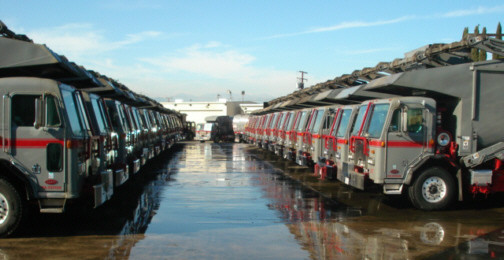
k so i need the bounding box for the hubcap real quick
[421,176,447,203]
[0,193,9,225]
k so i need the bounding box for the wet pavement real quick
[1,142,504,259]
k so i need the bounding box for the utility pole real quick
[227,90,232,101]
[298,71,307,90]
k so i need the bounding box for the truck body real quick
[0,77,112,235]
[275,111,295,157]
[213,116,235,143]
[268,112,284,152]
[195,123,214,142]
[0,21,183,236]
[293,108,312,165]
[232,114,249,143]
[300,106,336,170]
[342,59,504,210]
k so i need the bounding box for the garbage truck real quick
[345,54,504,210]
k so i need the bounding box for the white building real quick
[161,99,263,124]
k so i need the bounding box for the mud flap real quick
[93,170,113,208]
[349,172,365,190]
[130,159,140,175]
[93,184,106,208]
[114,167,129,187]
[326,165,336,181]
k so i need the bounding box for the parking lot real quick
[1,142,503,259]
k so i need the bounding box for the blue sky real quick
[2,1,504,102]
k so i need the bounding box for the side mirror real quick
[34,97,43,129]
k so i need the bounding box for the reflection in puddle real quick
[0,143,503,259]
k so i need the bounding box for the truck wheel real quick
[408,167,456,211]
[0,179,25,236]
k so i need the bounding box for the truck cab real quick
[268,112,284,152]
[301,106,336,169]
[294,109,311,165]
[0,77,115,235]
[275,111,294,157]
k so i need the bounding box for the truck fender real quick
[0,160,34,200]
[404,155,432,185]
[404,155,458,186]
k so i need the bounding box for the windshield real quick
[268,114,277,128]
[351,105,368,136]
[260,115,268,128]
[115,104,130,132]
[61,89,86,137]
[204,123,213,131]
[286,112,296,130]
[90,97,107,135]
[196,123,205,131]
[278,113,290,130]
[365,104,390,138]
[296,111,309,132]
[335,109,352,137]
[75,92,91,132]
[311,109,325,134]
[276,114,285,129]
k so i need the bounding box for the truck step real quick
[40,208,64,213]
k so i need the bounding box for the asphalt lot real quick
[1,141,503,259]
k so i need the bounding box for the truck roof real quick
[364,59,504,101]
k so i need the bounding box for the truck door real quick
[385,106,427,179]
[10,94,65,192]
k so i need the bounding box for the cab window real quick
[12,95,39,127]
[407,108,424,134]
[46,95,61,127]
[389,109,400,132]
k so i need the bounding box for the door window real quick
[12,95,39,127]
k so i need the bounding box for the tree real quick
[462,27,469,39]
[471,25,480,62]
[479,27,487,61]
[493,22,502,60]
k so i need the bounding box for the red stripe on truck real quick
[3,138,65,148]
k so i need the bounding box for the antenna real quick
[297,71,308,90]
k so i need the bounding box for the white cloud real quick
[138,43,298,99]
[309,16,414,33]
[26,23,162,60]
[441,5,504,18]
[141,45,256,78]
[263,4,504,40]
[263,16,415,39]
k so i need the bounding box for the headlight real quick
[367,158,375,165]
[437,132,451,147]
[336,152,341,159]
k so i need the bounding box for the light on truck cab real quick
[437,132,451,146]
[367,157,375,165]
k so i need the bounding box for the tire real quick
[0,179,25,237]
[408,167,456,211]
